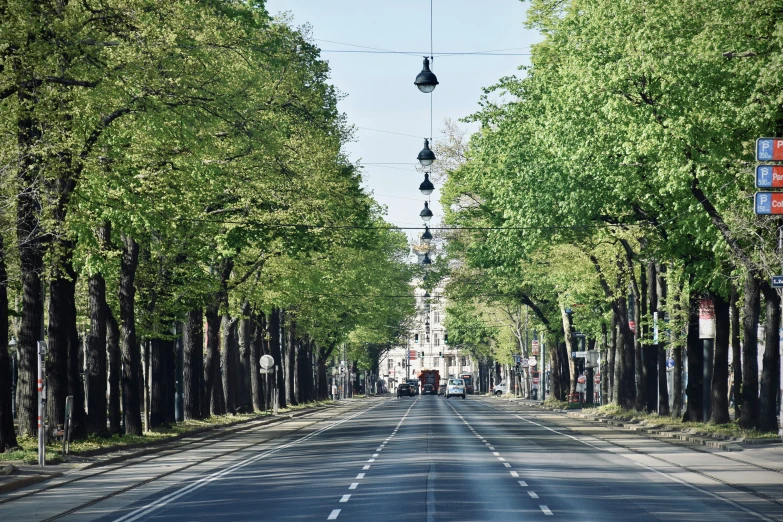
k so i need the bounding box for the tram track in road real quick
[475,398,783,519]
[1,399,385,522]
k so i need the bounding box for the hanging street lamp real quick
[420,201,433,222]
[421,225,433,246]
[417,138,436,167]
[419,172,434,195]
[421,251,433,268]
[414,56,439,93]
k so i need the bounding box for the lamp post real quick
[417,139,436,167]
[419,173,435,195]
[420,202,433,222]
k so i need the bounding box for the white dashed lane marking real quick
[510,471,519,477]
[528,491,539,499]
[356,473,365,479]
[328,509,340,520]
[541,505,553,516]
[349,483,358,490]
[518,480,528,487]
[340,495,351,503]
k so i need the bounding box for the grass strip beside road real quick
[1,400,336,464]
[582,404,779,440]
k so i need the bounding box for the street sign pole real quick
[37,341,47,468]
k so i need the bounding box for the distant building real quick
[380,282,475,391]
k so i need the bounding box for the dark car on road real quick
[422,383,435,395]
[397,383,414,397]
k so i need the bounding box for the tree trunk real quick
[238,303,252,413]
[270,307,286,409]
[183,309,204,420]
[759,282,781,432]
[86,268,107,435]
[600,322,609,404]
[205,306,225,416]
[739,276,761,429]
[286,316,298,406]
[66,265,86,439]
[609,312,617,403]
[710,292,730,424]
[119,233,143,436]
[250,312,264,412]
[644,261,657,413]
[730,285,742,420]
[107,307,121,433]
[149,338,166,429]
[549,337,563,401]
[617,296,635,409]
[16,96,45,438]
[164,337,176,425]
[221,315,237,414]
[685,292,703,422]
[47,272,71,435]
[0,234,18,451]
[656,263,670,416]
[86,223,111,435]
[634,276,646,411]
[560,308,577,395]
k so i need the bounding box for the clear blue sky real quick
[264,0,542,240]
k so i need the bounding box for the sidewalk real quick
[0,398,374,496]
[490,396,781,452]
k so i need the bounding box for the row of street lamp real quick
[413,55,438,268]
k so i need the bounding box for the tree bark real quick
[617,296,635,409]
[656,263,670,416]
[549,337,563,401]
[759,282,780,432]
[183,309,204,420]
[0,234,18,451]
[739,276,761,429]
[270,307,286,409]
[221,315,237,414]
[119,233,142,435]
[205,307,225,416]
[86,222,111,435]
[710,292,730,424]
[609,312,617,403]
[238,302,252,413]
[47,270,71,435]
[600,322,609,404]
[149,338,166,429]
[250,311,264,412]
[560,308,578,395]
[107,307,121,433]
[685,292,703,422]
[644,261,657,413]
[730,285,742,420]
[16,92,45,438]
[286,316,298,406]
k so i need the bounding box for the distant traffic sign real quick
[666,357,675,370]
[528,358,537,367]
[754,192,783,214]
[571,351,587,358]
[773,276,783,288]
[756,165,783,188]
[260,355,274,370]
[757,138,783,161]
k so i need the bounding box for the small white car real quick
[492,380,508,396]
[445,378,466,399]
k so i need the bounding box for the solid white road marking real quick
[528,491,539,499]
[510,471,519,477]
[362,465,370,470]
[518,480,528,487]
[340,494,351,503]
[349,483,358,490]
[328,509,341,519]
[540,505,553,515]
[356,473,365,479]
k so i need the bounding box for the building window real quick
[434,312,440,324]
[435,334,440,346]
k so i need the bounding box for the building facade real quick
[380,284,475,392]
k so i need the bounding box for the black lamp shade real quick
[422,252,433,266]
[414,57,439,93]
[420,201,433,222]
[419,173,435,195]
[421,225,433,245]
[417,138,436,167]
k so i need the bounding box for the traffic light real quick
[414,333,419,343]
[444,333,449,344]
[419,351,424,360]
[439,351,442,358]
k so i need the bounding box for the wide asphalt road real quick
[3,395,782,521]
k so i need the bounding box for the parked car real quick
[422,383,435,395]
[493,380,508,396]
[397,383,414,397]
[445,378,466,399]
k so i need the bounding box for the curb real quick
[0,472,63,495]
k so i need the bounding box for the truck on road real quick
[418,369,440,395]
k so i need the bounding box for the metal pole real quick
[175,326,184,423]
[541,335,546,402]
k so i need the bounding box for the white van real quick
[492,380,508,396]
